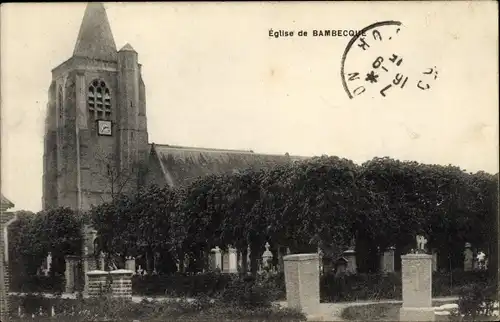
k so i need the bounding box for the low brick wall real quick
[87,269,133,299]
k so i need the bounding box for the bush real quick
[321,272,402,302]
[9,274,65,294]
[433,270,491,297]
[133,272,238,297]
[257,272,286,301]
[131,270,490,303]
[456,282,497,320]
[218,275,273,308]
[8,293,306,321]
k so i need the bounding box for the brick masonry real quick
[87,269,134,299]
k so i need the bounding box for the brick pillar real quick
[110,270,134,299]
[87,270,108,297]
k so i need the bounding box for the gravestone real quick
[210,246,222,270]
[262,242,273,269]
[464,243,473,272]
[283,254,321,320]
[432,250,438,272]
[382,246,395,273]
[343,249,357,274]
[222,251,230,273]
[399,253,435,321]
[125,257,136,272]
[228,247,238,273]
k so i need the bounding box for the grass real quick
[8,295,306,322]
[341,300,457,321]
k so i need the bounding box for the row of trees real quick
[8,156,498,279]
[88,156,498,276]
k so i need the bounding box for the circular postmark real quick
[340,20,439,99]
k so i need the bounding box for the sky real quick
[1,2,498,212]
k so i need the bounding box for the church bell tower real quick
[42,3,149,210]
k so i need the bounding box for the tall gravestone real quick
[210,246,222,270]
[381,246,395,273]
[399,253,435,321]
[228,247,238,273]
[343,249,357,274]
[464,243,473,272]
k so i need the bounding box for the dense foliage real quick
[8,156,498,286]
[88,156,497,275]
[8,208,83,292]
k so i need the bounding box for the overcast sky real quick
[1,2,498,212]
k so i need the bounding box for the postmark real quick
[340,21,439,99]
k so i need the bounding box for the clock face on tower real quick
[97,120,112,136]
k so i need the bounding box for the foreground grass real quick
[9,295,306,322]
[341,301,457,321]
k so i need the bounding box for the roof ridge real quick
[150,143,310,158]
[152,143,254,154]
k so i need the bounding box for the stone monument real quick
[399,238,434,321]
[210,246,222,270]
[283,253,321,320]
[381,246,396,273]
[463,243,473,272]
[262,242,273,269]
[228,247,238,273]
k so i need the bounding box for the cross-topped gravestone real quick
[416,235,427,252]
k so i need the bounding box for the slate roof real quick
[150,143,308,187]
[73,3,118,61]
[0,194,14,209]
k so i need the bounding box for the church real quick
[42,3,305,211]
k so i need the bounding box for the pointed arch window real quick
[88,80,111,120]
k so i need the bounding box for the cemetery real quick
[3,156,498,321]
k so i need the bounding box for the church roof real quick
[150,144,308,187]
[73,3,118,61]
[1,194,14,209]
[119,43,136,52]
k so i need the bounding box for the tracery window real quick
[88,80,111,120]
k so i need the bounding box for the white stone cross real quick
[416,235,427,251]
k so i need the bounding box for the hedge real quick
[129,270,490,302]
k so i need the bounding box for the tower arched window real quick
[88,80,111,120]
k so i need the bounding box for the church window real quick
[88,80,111,120]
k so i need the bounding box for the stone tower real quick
[42,3,149,211]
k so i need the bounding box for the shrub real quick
[256,271,286,301]
[9,274,65,294]
[433,270,491,297]
[8,293,305,321]
[218,275,273,308]
[132,272,237,297]
[456,282,497,320]
[320,272,402,302]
